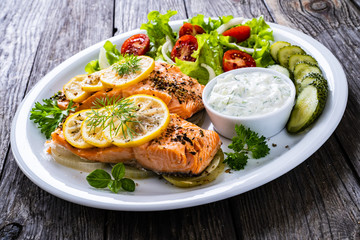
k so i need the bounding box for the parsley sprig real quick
[85,95,139,139]
[30,92,75,138]
[112,54,141,76]
[86,163,135,192]
[224,125,270,170]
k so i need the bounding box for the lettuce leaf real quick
[140,10,177,59]
[188,14,233,33]
[103,41,122,65]
[239,16,274,67]
[175,31,232,85]
[85,60,100,74]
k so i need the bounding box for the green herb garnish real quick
[112,55,141,77]
[86,163,136,192]
[85,59,101,74]
[224,125,270,170]
[85,95,138,139]
[30,94,75,138]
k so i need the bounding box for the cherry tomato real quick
[222,26,251,43]
[179,23,205,37]
[222,50,256,71]
[171,35,198,62]
[121,34,150,55]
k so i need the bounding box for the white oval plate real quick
[11,20,347,211]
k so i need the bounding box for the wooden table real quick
[1,0,359,239]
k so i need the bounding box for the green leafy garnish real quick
[224,125,270,170]
[188,14,233,33]
[86,163,136,193]
[85,95,138,139]
[103,41,123,65]
[85,60,101,74]
[112,55,141,76]
[140,10,177,59]
[30,94,75,139]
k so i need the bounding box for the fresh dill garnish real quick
[112,54,141,76]
[224,125,270,170]
[85,95,139,139]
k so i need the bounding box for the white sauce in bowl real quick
[208,72,292,117]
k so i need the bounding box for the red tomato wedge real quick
[222,26,251,43]
[171,35,198,62]
[121,34,150,55]
[179,23,206,37]
[222,50,256,71]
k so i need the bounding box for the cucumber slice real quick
[299,73,328,92]
[277,46,305,68]
[270,41,291,62]
[288,54,318,72]
[287,82,328,133]
[294,62,322,84]
[267,64,290,78]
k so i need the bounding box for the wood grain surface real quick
[1,0,359,239]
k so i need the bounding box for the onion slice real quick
[216,17,245,34]
[99,47,111,69]
[161,36,175,64]
[49,143,108,172]
[201,63,216,81]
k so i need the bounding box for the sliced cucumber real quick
[270,41,291,62]
[287,82,328,133]
[266,64,290,78]
[277,46,305,68]
[294,62,322,84]
[288,54,318,72]
[162,149,225,188]
[299,73,328,92]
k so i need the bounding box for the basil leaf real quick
[111,163,125,180]
[108,180,122,193]
[86,169,111,188]
[121,178,136,192]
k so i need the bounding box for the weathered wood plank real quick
[265,0,360,176]
[184,0,273,21]
[230,136,360,239]
[114,0,188,34]
[0,0,113,238]
[0,0,52,175]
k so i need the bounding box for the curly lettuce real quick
[140,10,177,59]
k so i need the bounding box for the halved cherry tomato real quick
[121,34,150,55]
[179,23,206,37]
[171,35,198,62]
[222,50,256,71]
[222,26,251,43]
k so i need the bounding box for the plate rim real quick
[10,19,348,211]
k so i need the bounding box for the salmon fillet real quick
[50,114,221,175]
[58,62,204,119]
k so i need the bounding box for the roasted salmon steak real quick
[50,114,221,175]
[58,62,204,119]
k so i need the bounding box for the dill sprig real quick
[112,55,141,76]
[85,95,139,139]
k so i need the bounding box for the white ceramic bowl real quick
[203,67,296,139]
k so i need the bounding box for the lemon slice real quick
[103,94,170,147]
[63,75,91,102]
[100,55,155,89]
[81,109,112,148]
[63,110,94,149]
[81,73,106,92]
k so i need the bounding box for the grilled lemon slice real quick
[63,109,94,149]
[63,75,91,102]
[100,55,155,89]
[81,108,112,148]
[81,73,106,92]
[103,94,170,147]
